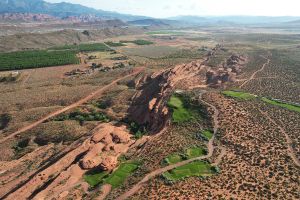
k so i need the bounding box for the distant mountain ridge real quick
[169,15,300,25]
[0,0,146,21]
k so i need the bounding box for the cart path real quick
[240,54,271,88]
[0,68,144,144]
[115,92,220,200]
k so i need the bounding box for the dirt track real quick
[0,67,143,144]
[240,55,271,88]
[115,91,220,200]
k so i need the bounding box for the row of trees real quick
[0,50,79,71]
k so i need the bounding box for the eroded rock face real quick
[128,60,207,133]
[206,54,247,87]
[99,156,118,171]
[80,123,134,170]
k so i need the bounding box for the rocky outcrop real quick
[80,123,134,170]
[4,123,135,200]
[128,60,207,133]
[206,54,247,87]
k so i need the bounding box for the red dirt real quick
[116,92,222,200]
[0,67,144,144]
[240,55,271,88]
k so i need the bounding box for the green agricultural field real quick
[186,147,207,159]
[162,161,216,182]
[222,90,256,100]
[84,169,109,187]
[104,162,139,188]
[0,50,79,71]
[49,43,112,52]
[201,130,213,140]
[121,40,154,45]
[261,98,300,113]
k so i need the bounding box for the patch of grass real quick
[222,90,256,100]
[261,97,300,113]
[165,154,183,165]
[104,41,126,47]
[201,130,213,140]
[84,168,109,188]
[120,40,154,45]
[223,91,300,113]
[164,147,207,165]
[167,94,194,123]
[104,162,139,189]
[186,147,207,159]
[162,161,216,182]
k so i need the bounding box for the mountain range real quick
[0,0,146,21]
[1,0,300,25]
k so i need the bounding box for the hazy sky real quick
[46,0,300,18]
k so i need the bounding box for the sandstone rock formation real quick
[80,123,135,170]
[128,60,208,133]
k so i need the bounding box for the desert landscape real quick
[0,0,299,199]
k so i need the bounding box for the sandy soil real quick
[115,91,222,200]
[0,67,144,144]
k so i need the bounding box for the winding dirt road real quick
[240,55,270,88]
[115,91,220,200]
[0,68,143,144]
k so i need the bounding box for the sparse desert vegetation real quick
[0,12,299,200]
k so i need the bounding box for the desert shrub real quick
[127,121,147,139]
[0,113,11,130]
[53,109,110,124]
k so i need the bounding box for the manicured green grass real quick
[223,90,300,113]
[162,161,216,181]
[0,50,79,71]
[104,162,139,188]
[261,98,300,113]
[164,147,207,165]
[167,95,194,123]
[201,130,213,140]
[186,147,207,159]
[222,91,256,100]
[84,169,109,187]
[165,154,183,164]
